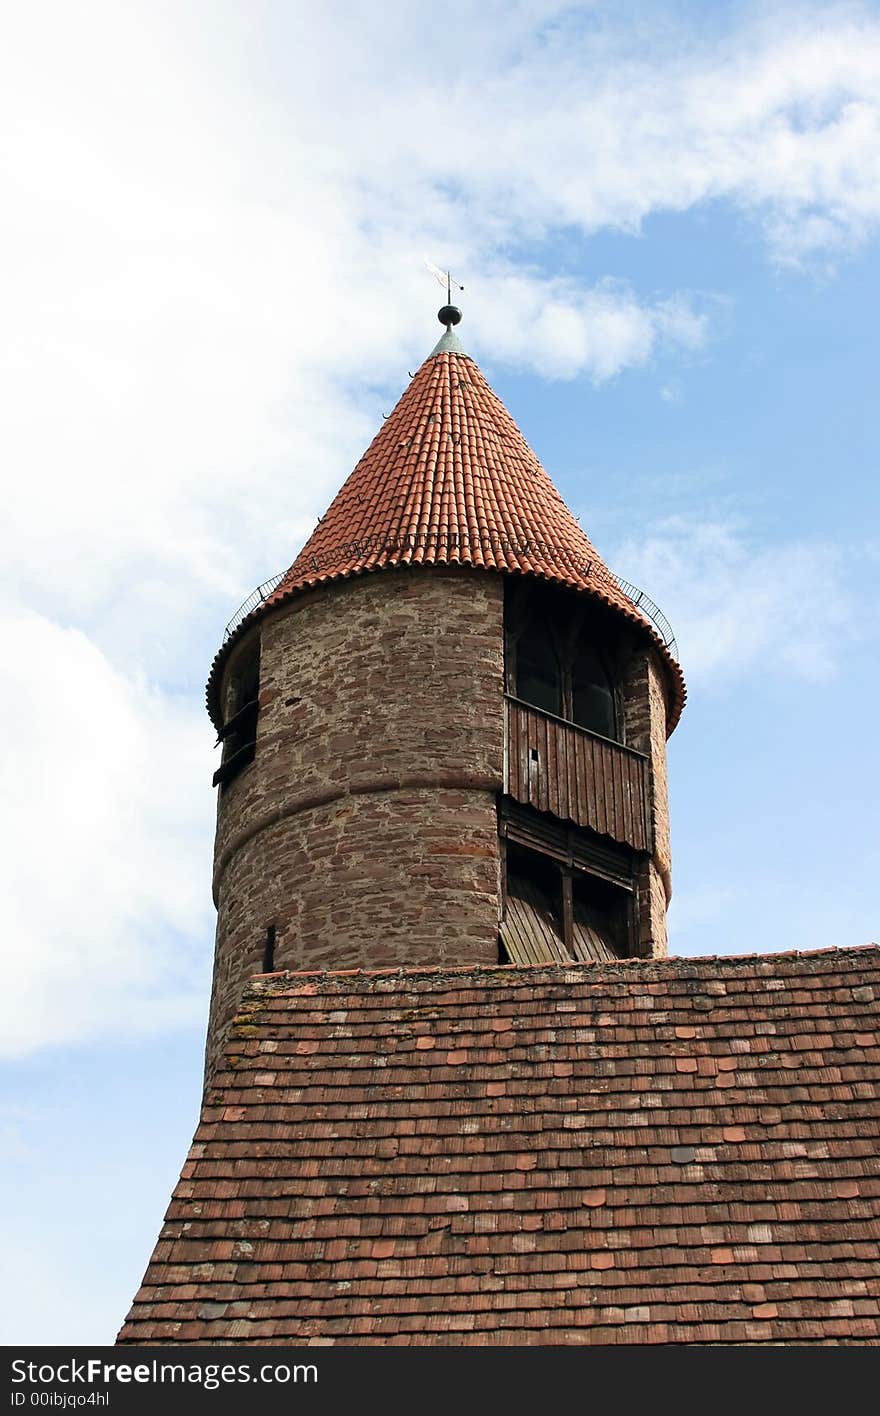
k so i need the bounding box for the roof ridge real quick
[241,942,880,992]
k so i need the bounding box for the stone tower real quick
[203,309,684,1081]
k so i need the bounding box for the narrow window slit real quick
[262,924,276,974]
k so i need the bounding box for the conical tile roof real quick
[208,331,685,729]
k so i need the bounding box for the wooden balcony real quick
[504,695,652,854]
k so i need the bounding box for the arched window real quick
[515,618,562,716]
[571,644,615,740]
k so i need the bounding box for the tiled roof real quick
[119,946,880,1346]
[207,341,686,732]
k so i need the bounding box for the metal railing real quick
[608,574,678,660]
[221,558,678,662]
[223,570,286,643]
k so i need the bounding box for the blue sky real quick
[1,0,878,1344]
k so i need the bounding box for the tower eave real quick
[205,559,686,736]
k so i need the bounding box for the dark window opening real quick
[213,641,260,790]
[571,870,626,959]
[500,845,565,965]
[515,618,562,717]
[572,644,616,739]
[507,586,621,742]
[500,842,628,966]
[262,924,276,973]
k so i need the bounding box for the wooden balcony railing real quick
[504,696,652,854]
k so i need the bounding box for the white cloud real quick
[279,2,880,265]
[0,611,215,1057]
[470,275,707,380]
[609,515,861,684]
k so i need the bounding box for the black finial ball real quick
[438,304,462,328]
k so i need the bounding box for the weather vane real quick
[424,259,464,328]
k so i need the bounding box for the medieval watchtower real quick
[203,307,684,1080]
[120,305,880,1351]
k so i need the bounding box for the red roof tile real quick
[119,946,880,1346]
[207,341,686,731]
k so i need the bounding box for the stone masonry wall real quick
[620,647,672,957]
[206,567,505,1081]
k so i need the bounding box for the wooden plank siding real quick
[500,877,619,967]
[504,695,652,853]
